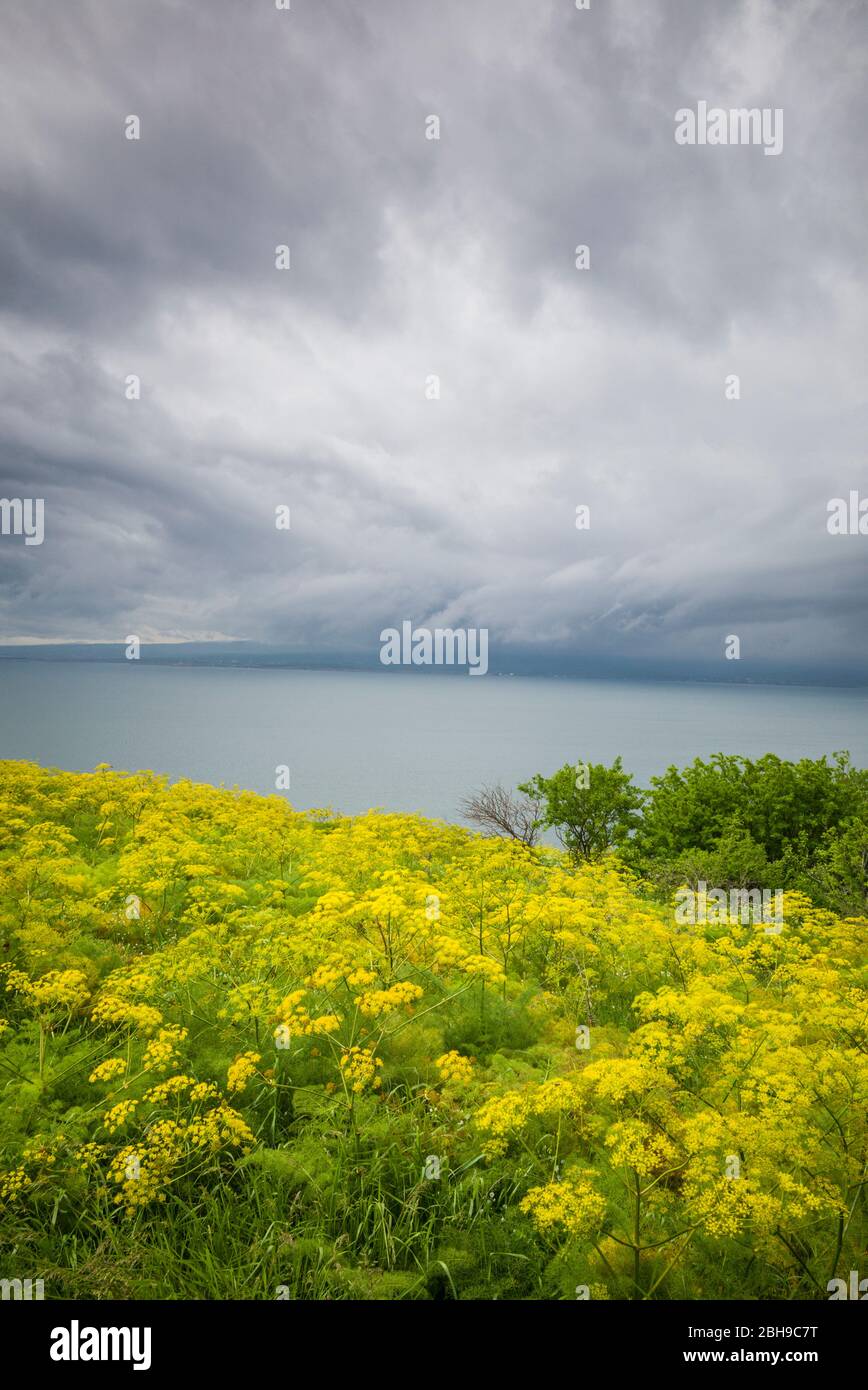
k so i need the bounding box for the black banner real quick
[2,1297,862,1375]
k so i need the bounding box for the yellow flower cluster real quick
[1,965,33,995]
[531,1078,581,1115]
[435,1051,474,1087]
[433,940,468,970]
[91,994,163,1036]
[186,1103,255,1153]
[345,966,377,988]
[22,1136,59,1166]
[3,965,90,1014]
[457,954,506,985]
[103,1099,138,1133]
[143,1024,188,1073]
[340,1045,383,1094]
[29,969,91,1012]
[108,1126,182,1212]
[88,1057,128,1084]
[104,1100,255,1216]
[144,1074,198,1104]
[605,1120,677,1178]
[74,1142,107,1172]
[0,1166,32,1208]
[190,1081,220,1102]
[475,1092,531,1158]
[305,961,349,989]
[520,1177,607,1239]
[358,981,424,1017]
[226,1052,261,1094]
[273,990,340,1038]
[685,1177,777,1239]
[581,1058,666,1105]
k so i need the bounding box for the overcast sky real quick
[1,0,866,682]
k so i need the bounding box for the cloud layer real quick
[1,0,866,681]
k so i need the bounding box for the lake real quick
[1,659,866,824]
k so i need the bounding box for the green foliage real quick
[628,751,866,866]
[519,757,643,862]
[610,751,867,914]
[639,827,774,896]
[786,820,868,916]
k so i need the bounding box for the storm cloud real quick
[1,0,866,681]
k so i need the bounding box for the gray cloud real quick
[0,0,866,680]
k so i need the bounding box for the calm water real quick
[1,660,866,824]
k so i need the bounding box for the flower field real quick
[0,760,866,1300]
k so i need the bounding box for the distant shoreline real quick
[1,647,866,693]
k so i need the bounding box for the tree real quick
[800,820,868,916]
[627,751,867,871]
[645,826,773,897]
[460,784,541,847]
[518,757,642,862]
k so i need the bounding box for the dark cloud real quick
[0,0,866,680]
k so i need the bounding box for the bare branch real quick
[460,784,541,847]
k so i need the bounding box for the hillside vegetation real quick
[0,759,866,1300]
